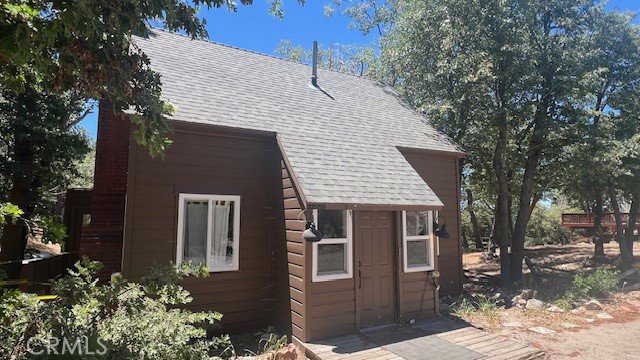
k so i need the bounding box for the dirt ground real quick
[461,242,640,359]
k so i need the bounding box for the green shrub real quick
[450,294,499,319]
[563,267,619,301]
[259,333,288,354]
[0,257,225,359]
[525,205,574,246]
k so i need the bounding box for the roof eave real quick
[397,146,468,159]
[306,202,444,211]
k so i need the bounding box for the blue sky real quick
[80,0,640,139]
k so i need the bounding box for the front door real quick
[356,211,397,328]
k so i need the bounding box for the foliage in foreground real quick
[561,267,619,303]
[0,258,223,359]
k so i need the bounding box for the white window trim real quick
[402,210,435,272]
[312,209,353,282]
[176,193,241,272]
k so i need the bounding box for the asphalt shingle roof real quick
[133,29,463,208]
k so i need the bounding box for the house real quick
[79,29,465,343]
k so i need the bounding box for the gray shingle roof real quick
[133,29,463,208]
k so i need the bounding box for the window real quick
[176,194,240,272]
[312,209,353,282]
[402,210,434,272]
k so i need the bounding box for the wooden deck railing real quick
[561,213,633,228]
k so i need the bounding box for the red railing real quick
[561,213,635,228]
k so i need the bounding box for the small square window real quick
[177,194,240,272]
[405,211,429,236]
[406,239,429,268]
[317,210,347,238]
[317,243,347,274]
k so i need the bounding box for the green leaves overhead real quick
[0,0,309,157]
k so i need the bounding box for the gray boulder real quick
[526,299,545,310]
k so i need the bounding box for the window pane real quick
[407,239,429,267]
[211,200,235,268]
[406,211,429,236]
[318,210,347,238]
[183,200,208,265]
[317,243,347,274]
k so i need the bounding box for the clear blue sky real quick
[80,0,640,139]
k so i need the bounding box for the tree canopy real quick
[317,0,640,279]
[0,0,306,157]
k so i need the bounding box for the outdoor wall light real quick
[433,216,451,239]
[302,221,323,242]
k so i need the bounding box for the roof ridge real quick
[143,27,385,83]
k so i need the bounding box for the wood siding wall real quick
[306,258,357,341]
[122,123,282,331]
[279,162,308,342]
[400,149,463,296]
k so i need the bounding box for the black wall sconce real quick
[302,221,323,242]
[433,215,451,239]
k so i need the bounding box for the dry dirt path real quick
[461,242,640,359]
[541,316,640,359]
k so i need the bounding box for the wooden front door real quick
[356,211,397,328]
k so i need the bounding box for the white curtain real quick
[211,201,231,267]
[184,201,208,264]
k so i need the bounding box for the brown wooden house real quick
[80,29,465,343]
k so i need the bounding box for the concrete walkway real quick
[303,317,544,360]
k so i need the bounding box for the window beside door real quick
[312,209,353,282]
[402,210,435,272]
[176,194,240,272]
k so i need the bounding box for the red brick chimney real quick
[79,100,130,278]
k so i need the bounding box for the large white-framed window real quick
[312,209,353,282]
[176,193,240,272]
[402,210,435,272]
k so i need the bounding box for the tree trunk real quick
[593,193,605,259]
[608,182,632,269]
[624,192,639,266]
[493,116,512,286]
[461,231,470,250]
[510,115,547,282]
[0,136,36,279]
[466,189,484,250]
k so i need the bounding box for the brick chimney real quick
[79,100,130,278]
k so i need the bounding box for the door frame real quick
[354,210,400,330]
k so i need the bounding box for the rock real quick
[596,312,614,319]
[502,321,523,327]
[257,344,306,360]
[526,299,545,310]
[584,318,595,323]
[520,289,536,300]
[585,299,603,311]
[528,326,556,334]
[561,322,580,329]
[571,306,586,314]
[547,305,565,313]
